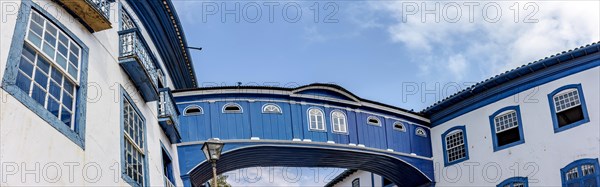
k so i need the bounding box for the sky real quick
[171,0,599,186]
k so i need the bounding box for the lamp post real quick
[201,139,224,187]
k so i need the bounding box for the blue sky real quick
[173,0,599,112]
[172,0,599,186]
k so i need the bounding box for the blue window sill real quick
[554,118,590,133]
[121,174,142,187]
[493,139,525,152]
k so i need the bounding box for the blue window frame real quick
[497,177,528,187]
[161,143,176,187]
[547,84,590,133]
[1,0,89,149]
[120,87,149,187]
[442,126,469,166]
[561,158,600,187]
[489,105,525,152]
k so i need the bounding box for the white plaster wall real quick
[333,170,383,187]
[0,0,182,186]
[431,67,600,186]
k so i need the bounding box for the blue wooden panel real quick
[386,120,411,153]
[119,58,158,102]
[289,103,304,139]
[409,124,432,157]
[347,111,359,144]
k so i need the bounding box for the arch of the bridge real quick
[184,142,434,187]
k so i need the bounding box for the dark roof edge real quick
[422,41,600,116]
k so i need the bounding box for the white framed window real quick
[123,98,146,186]
[222,103,242,113]
[16,10,82,128]
[26,10,81,82]
[416,127,427,137]
[494,110,519,133]
[445,130,466,163]
[393,122,406,132]
[262,104,282,114]
[582,164,596,176]
[566,167,579,181]
[183,105,203,116]
[553,89,581,113]
[331,110,348,133]
[367,116,381,126]
[308,108,325,131]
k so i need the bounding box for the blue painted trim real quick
[371,172,375,187]
[0,0,89,149]
[119,86,150,187]
[497,177,528,187]
[488,105,525,152]
[430,55,600,127]
[307,107,327,132]
[183,105,203,116]
[560,158,600,187]
[441,125,469,167]
[222,102,243,113]
[160,141,177,187]
[547,84,590,133]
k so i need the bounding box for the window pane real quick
[33,69,48,87]
[19,58,34,77]
[60,106,71,126]
[47,98,60,117]
[36,56,50,73]
[49,80,61,99]
[27,31,42,47]
[16,72,32,93]
[31,85,45,105]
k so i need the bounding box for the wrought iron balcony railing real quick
[158,88,181,143]
[56,0,112,32]
[119,29,161,101]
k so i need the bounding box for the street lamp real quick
[202,139,224,187]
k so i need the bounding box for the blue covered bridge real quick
[172,84,434,187]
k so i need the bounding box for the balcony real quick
[56,0,112,32]
[158,88,181,143]
[119,29,161,102]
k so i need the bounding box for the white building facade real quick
[331,44,599,187]
[0,0,195,186]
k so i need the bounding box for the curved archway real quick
[187,144,433,187]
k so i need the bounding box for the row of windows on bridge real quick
[182,103,428,137]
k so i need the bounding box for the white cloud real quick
[369,1,600,81]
